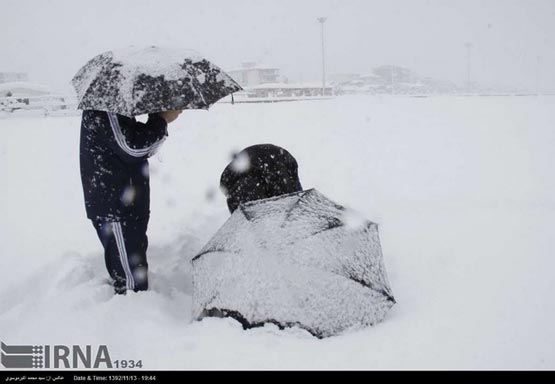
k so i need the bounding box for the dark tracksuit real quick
[79,110,168,294]
[220,144,303,213]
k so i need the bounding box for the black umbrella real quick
[72,46,242,117]
[192,189,396,338]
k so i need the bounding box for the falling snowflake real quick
[133,266,148,284]
[141,163,150,178]
[341,208,368,231]
[230,152,251,173]
[120,185,136,206]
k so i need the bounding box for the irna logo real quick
[1,342,113,369]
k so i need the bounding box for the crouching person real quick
[198,144,394,337]
[79,109,181,294]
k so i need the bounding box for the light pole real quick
[536,55,541,95]
[390,65,394,95]
[465,42,472,92]
[317,17,327,96]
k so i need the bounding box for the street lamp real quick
[536,55,541,95]
[465,42,473,92]
[317,17,327,96]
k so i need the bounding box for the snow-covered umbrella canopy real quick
[72,46,242,117]
[192,189,396,338]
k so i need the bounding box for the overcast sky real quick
[1,0,554,92]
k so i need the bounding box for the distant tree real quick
[6,91,12,97]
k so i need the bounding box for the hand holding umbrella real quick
[159,110,182,124]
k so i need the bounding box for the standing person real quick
[80,109,181,294]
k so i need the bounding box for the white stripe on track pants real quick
[92,218,149,294]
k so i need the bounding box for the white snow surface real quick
[1,95,554,369]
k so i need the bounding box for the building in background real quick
[0,72,29,84]
[328,73,362,85]
[331,65,461,95]
[249,82,334,98]
[224,62,468,101]
[227,62,280,87]
[0,71,51,97]
[0,82,50,97]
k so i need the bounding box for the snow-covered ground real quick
[1,95,554,369]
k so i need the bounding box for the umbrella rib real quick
[347,276,395,303]
[192,248,239,262]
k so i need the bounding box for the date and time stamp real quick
[73,374,157,382]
